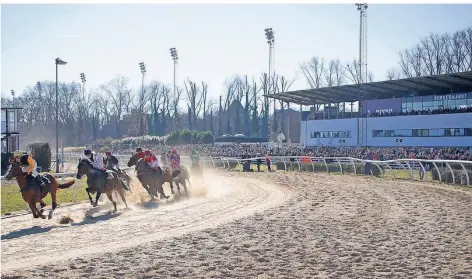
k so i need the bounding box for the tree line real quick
[2,26,471,147]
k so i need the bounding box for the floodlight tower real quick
[355,3,368,148]
[80,73,86,95]
[170,48,178,100]
[265,28,275,137]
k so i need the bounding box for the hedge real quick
[431,167,472,186]
[105,130,215,150]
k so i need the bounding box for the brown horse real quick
[4,162,75,219]
[76,159,128,212]
[127,154,179,199]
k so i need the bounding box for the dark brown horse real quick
[127,154,180,199]
[76,159,128,212]
[4,162,75,219]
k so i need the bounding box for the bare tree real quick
[99,75,131,138]
[300,56,325,89]
[184,79,204,130]
[386,67,402,80]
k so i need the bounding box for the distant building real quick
[1,107,23,153]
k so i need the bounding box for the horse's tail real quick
[58,180,75,189]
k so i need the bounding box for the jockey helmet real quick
[13,150,23,157]
[172,148,177,154]
[19,154,29,165]
[105,151,111,157]
[136,148,143,153]
[84,149,92,156]
[144,150,152,155]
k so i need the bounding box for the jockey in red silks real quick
[144,150,162,173]
[136,148,146,160]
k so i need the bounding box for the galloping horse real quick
[127,153,183,198]
[76,159,128,212]
[4,162,75,219]
[172,166,191,195]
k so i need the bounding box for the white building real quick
[269,71,472,148]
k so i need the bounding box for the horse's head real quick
[76,158,92,179]
[127,153,138,167]
[3,161,22,181]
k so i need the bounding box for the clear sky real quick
[2,4,472,101]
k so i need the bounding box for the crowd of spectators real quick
[114,144,472,161]
[311,106,472,120]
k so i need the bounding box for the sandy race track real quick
[1,171,472,278]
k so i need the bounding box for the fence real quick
[43,153,472,186]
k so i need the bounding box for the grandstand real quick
[268,71,472,148]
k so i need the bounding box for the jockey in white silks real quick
[84,149,113,179]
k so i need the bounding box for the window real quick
[429,129,440,137]
[8,111,16,133]
[395,129,412,137]
[413,129,429,137]
[465,128,472,136]
[1,110,5,134]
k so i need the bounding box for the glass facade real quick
[311,131,351,138]
[373,128,472,137]
[401,92,472,113]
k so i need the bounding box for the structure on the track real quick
[266,71,472,148]
[1,107,22,153]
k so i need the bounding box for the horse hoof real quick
[40,215,46,219]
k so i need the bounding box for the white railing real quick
[200,156,472,187]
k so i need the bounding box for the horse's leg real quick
[86,188,94,205]
[157,183,169,199]
[106,190,117,212]
[182,180,189,195]
[28,200,39,218]
[48,182,58,220]
[169,180,175,195]
[117,187,128,208]
[94,191,102,207]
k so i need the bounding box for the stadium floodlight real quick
[55,57,67,173]
[170,48,178,102]
[10,90,14,97]
[139,62,146,74]
[80,73,86,83]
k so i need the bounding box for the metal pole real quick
[55,63,59,173]
[173,60,176,100]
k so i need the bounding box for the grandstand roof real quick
[266,71,472,106]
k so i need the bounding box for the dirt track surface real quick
[2,172,472,278]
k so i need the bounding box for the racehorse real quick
[127,153,184,197]
[172,166,191,195]
[76,159,128,212]
[106,165,131,191]
[4,162,75,219]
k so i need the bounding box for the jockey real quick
[190,149,200,167]
[136,148,146,160]
[13,150,23,163]
[104,151,119,171]
[19,153,45,191]
[84,149,112,179]
[144,150,162,173]
[170,148,181,172]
